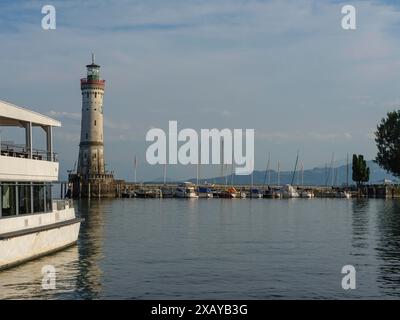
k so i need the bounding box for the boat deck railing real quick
[0,142,57,162]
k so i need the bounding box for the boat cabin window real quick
[1,183,17,217]
[33,183,45,213]
[0,181,53,217]
[45,184,52,212]
[18,183,31,215]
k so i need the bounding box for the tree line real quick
[350,110,400,188]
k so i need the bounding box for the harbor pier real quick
[60,181,400,199]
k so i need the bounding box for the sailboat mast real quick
[230,163,234,185]
[334,167,338,187]
[301,163,304,186]
[291,151,299,186]
[277,161,280,186]
[268,153,271,186]
[331,153,335,187]
[134,155,137,184]
[225,164,228,187]
[325,162,328,186]
[346,152,349,187]
[196,163,199,186]
[220,138,224,185]
[263,152,270,189]
[251,160,254,188]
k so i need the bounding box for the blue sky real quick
[1,0,400,181]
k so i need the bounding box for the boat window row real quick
[0,182,52,217]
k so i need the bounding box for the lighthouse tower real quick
[77,54,106,176]
[69,55,115,198]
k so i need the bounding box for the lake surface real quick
[1,198,400,299]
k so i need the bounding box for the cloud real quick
[103,118,133,130]
[48,109,136,134]
[54,132,80,142]
[48,110,80,121]
[2,0,400,178]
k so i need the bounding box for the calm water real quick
[1,198,400,299]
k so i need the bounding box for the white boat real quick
[300,190,314,198]
[175,182,199,198]
[336,191,351,199]
[0,100,82,270]
[219,187,237,198]
[281,184,300,198]
[198,187,213,198]
[249,188,263,199]
[174,186,186,198]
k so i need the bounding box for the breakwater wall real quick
[60,180,400,199]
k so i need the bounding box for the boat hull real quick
[219,192,236,198]
[198,193,213,198]
[186,193,199,198]
[0,205,82,271]
[282,192,300,198]
[0,219,81,270]
[336,192,351,199]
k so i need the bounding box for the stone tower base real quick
[68,173,115,198]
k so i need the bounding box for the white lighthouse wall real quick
[81,90,104,143]
[78,87,105,175]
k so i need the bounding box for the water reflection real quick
[351,199,370,253]
[0,199,107,299]
[375,200,400,296]
[0,246,79,299]
[74,199,106,299]
[3,198,400,299]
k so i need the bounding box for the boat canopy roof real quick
[0,99,61,127]
[198,187,212,193]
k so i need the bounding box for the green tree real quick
[352,154,370,187]
[375,110,400,177]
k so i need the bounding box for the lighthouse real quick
[77,54,106,176]
[68,55,115,198]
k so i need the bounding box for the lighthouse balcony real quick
[80,78,105,89]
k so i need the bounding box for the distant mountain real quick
[189,161,397,186]
[143,176,178,184]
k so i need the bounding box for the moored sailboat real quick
[175,182,199,198]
